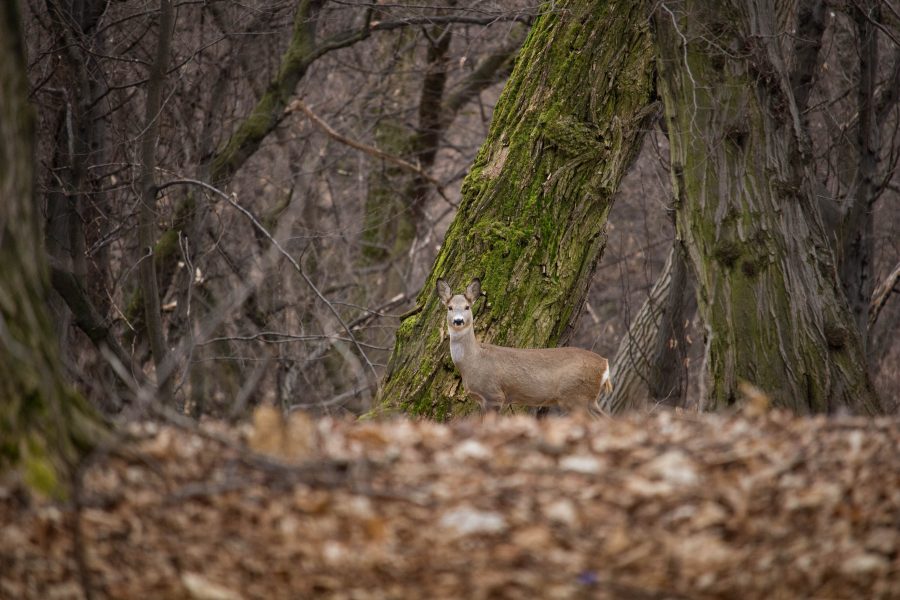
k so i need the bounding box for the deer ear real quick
[436,278,452,303]
[465,278,481,302]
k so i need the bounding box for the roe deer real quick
[437,278,611,414]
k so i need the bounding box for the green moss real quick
[469,220,532,257]
[541,114,604,158]
[155,229,179,263]
[713,239,742,268]
[124,223,183,342]
[378,0,656,418]
[395,313,420,340]
[23,444,60,498]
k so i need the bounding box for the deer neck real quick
[448,323,480,367]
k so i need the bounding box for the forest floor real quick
[1,408,899,599]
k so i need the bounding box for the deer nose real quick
[452,317,464,327]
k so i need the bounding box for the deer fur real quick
[437,277,611,414]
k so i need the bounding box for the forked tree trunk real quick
[0,1,102,494]
[654,0,882,413]
[378,0,656,418]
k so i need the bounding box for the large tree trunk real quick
[0,1,101,494]
[378,0,656,418]
[654,0,882,413]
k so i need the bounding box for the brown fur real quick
[437,278,611,414]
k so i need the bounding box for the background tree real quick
[16,0,900,418]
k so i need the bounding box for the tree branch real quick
[48,260,140,385]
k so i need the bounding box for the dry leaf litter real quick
[1,408,899,599]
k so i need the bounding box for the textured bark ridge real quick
[604,244,695,413]
[378,0,656,418]
[654,1,882,413]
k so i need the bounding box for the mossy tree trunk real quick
[0,1,101,495]
[378,0,656,418]
[654,0,882,413]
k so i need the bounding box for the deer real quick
[437,277,612,415]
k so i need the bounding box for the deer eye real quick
[465,306,470,310]
[447,307,452,311]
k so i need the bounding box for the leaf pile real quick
[1,409,898,599]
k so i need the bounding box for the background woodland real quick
[13,0,900,419]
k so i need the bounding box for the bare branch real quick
[155,178,380,386]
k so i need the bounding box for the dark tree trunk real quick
[378,0,656,418]
[654,0,882,413]
[603,243,695,413]
[839,0,879,355]
[0,0,101,494]
[44,0,119,387]
[647,243,694,402]
[138,0,175,405]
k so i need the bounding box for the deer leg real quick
[468,392,491,414]
[481,389,506,414]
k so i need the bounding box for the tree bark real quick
[0,0,101,494]
[603,243,695,413]
[654,0,882,413]
[378,0,656,418]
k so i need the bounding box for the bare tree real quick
[138,0,174,404]
[24,0,537,415]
